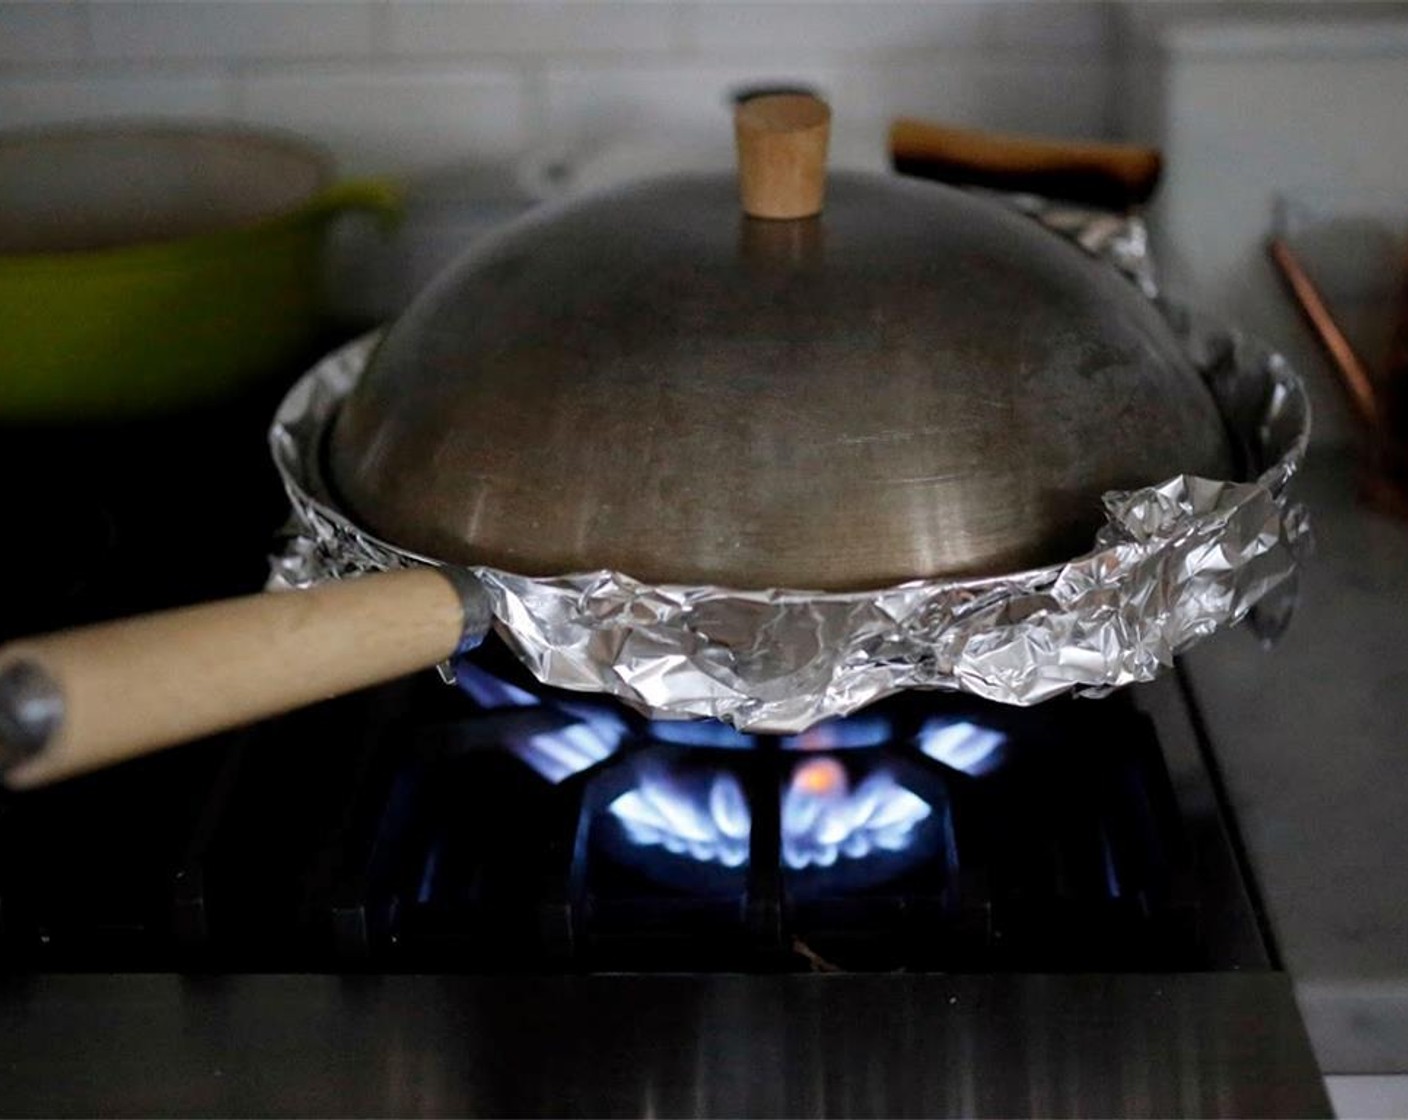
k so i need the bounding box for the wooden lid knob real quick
[735,93,831,220]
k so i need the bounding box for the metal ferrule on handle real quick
[0,567,488,790]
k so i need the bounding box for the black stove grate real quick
[0,638,1220,975]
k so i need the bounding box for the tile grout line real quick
[672,1,699,60]
[75,0,95,59]
[369,0,392,60]
[521,58,549,150]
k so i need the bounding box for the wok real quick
[0,96,1271,789]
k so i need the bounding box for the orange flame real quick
[793,757,847,796]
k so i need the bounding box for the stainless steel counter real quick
[1183,446,1408,1074]
[0,973,1328,1118]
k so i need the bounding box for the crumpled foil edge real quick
[267,210,1310,733]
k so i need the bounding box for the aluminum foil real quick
[268,209,1310,732]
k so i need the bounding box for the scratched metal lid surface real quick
[326,171,1235,591]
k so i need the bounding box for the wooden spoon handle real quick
[889,118,1162,210]
[0,567,471,789]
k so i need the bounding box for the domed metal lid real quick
[327,99,1233,591]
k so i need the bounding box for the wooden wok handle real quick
[889,118,1162,211]
[0,567,472,789]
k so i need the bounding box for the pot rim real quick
[0,120,339,265]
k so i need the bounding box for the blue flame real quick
[456,661,540,709]
[781,758,931,870]
[609,771,751,868]
[607,757,934,872]
[647,720,757,749]
[781,716,894,751]
[456,663,948,870]
[1099,825,1122,898]
[457,662,626,783]
[519,717,626,784]
[916,719,1008,777]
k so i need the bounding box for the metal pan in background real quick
[0,124,398,421]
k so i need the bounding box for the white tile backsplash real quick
[389,1,682,58]
[88,1,379,62]
[544,53,1109,152]
[687,1,992,57]
[1,1,1125,180]
[543,60,837,144]
[1125,13,1408,449]
[830,56,1110,136]
[238,65,529,176]
[1165,14,1408,57]
[685,1,1109,59]
[989,0,1112,52]
[0,1,86,65]
[0,70,234,128]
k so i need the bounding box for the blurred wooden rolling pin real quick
[889,118,1163,211]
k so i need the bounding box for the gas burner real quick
[456,661,627,783]
[917,718,1009,776]
[0,643,1264,979]
[450,662,980,891]
[780,757,931,870]
[608,767,750,869]
[602,754,936,878]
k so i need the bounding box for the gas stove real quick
[0,645,1255,978]
[0,371,1329,1117]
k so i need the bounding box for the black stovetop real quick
[0,638,1259,977]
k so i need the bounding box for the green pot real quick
[0,126,399,421]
